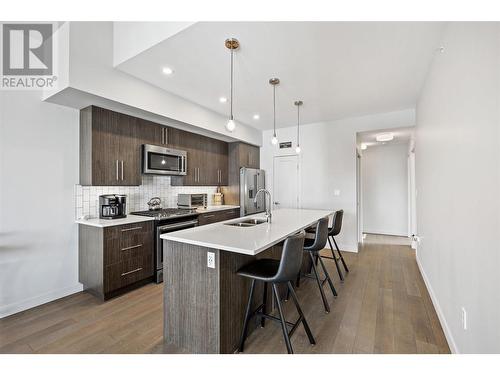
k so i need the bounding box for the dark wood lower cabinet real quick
[198,208,240,226]
[79,221,154,300]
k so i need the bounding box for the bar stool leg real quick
[328,237,344,282]
[261,282,267,327]
[238,279,256,353]
[309,252,330,313]
[273,283,293,354]
[287,281,316,345]
[333,237,349,273]
[317,255,338,297]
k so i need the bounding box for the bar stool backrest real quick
[274,231,306,282]
[303,217,329,252]
[329,210,344,236]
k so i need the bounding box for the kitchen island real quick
[161,208,334,354]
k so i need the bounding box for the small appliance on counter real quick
[99,194,127,219]
[177,193,207,209]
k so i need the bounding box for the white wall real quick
[0,91,81,318]
[261,109,415,252]
[361,143,409,236]
[416,22,500,353]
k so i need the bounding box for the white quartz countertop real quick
[161,208,334,256]
[76,215,155,228]
[194,205,239,213]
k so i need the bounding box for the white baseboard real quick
[415,253,458,354]
[0,283,83,319]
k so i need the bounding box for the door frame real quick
[356,150,363,244]
[272,154,300,209]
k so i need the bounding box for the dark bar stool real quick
[300,217,338,313]
[237,231,315,354]
[322,210,349,282]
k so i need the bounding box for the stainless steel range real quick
[131,208,199,283]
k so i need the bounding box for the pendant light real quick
[225,38,239,132]
[269,78,280,145]
[294,100,303,154]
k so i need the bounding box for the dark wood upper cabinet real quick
[80,106,141,186]
[238,142,260,169]
[80,106,230,187]
[171,132,229,187]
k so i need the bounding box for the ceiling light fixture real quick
[294,100,303,154]
[361,143,367,150]
[162,67,174,75]
[376,133,394,142]
[253,114,260,120]
[224,38,239,132]
[219,97,228,103]
[269,78,280,145]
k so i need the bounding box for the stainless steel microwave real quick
[142,144,187,176]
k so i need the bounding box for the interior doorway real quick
[356,127,416,239]
[273,155,299,209]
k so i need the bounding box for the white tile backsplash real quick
[75,175,218,219]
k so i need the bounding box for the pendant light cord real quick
[230,47,234,120]
[273,84,276,137]
[297,104,300,146]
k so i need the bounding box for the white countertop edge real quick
[75,215,155,228]
[161,210,333,256]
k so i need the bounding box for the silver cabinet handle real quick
[121,160,124,181]
[165,128,168,145]
[121,244,143,251]
[121,226,143,232]
[121,267,142,277]
[116,160,119,181]
[203,214,215,218]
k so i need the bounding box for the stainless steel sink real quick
[225,218,268,227]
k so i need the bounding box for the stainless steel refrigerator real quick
[239,167,266,217]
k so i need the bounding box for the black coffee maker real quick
[99,195,127,219]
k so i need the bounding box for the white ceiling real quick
[117,22,445,131]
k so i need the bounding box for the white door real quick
[273,155,299,209]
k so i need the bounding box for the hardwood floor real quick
[0,235,450,354]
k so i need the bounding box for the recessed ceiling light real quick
[361,143,367,150]
[219,97,228,103]
[376,133,394,142]
[253,114,260,120]
[162,67,174,75]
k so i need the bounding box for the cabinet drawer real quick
[198,212,219,226]
[198,209,240,226]
[218,209,240,221]
[104,221,153,266]
[104,253,153,293]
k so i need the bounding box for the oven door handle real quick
[157,219,199,232]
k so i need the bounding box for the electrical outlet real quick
[333,189,340,196]
[461,307,467,330]
[207,252,215,269]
